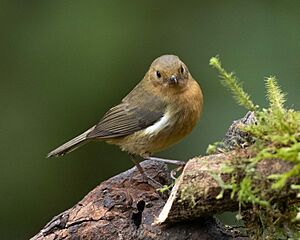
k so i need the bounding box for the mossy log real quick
[155,149,299,225]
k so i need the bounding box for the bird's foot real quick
[130,155,163,188]
[141,173,163,189]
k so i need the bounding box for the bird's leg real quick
[130,155,162,188]
[144,156,186,166]
[142,155,185,181]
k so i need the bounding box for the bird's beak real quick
[169,75,178,85]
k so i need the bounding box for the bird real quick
[47,54,203,183]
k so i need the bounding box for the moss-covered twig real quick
[209,56,257,111]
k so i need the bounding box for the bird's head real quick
[147,55,191,90]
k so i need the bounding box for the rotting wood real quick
[31,160,248,240]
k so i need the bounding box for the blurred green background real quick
[1,1,300,239]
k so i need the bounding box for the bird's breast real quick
[109,105,199,156]
[107,79,203,156]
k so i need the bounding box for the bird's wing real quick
[87,92,166,139]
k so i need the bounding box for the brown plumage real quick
[47,55,203,159]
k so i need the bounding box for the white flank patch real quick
[144,111,171,135]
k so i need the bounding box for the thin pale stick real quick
[145,156,186,166]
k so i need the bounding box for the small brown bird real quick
[48,54,203,181]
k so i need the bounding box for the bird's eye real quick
[156,70,161,78]
[180,66,184,74]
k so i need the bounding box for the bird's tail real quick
[47,126,95,157]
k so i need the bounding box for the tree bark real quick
[31,160,248,240]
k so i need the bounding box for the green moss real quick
[179,183,199,207]
[158,183,174,193]
[209,57,257,111]
[206,142,222,155]
[210,56,300,239]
